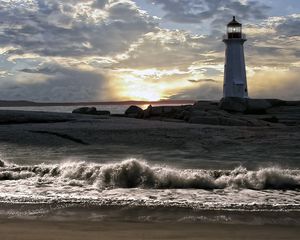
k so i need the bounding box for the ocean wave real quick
[0,159,299,190]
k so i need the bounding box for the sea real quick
[0,104,299,225]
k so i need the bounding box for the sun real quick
[118,74,162,101]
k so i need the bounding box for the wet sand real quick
[1,219,300,240]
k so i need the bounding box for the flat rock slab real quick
[0,110,107,124]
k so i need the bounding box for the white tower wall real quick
[223,38,248,98]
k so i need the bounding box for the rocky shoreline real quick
[0,98,299,127]
[123,97,300,127]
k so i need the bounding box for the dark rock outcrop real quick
[219,97,247,113]
[220,97,273,114]
[246,99,272,114]
[72,107,110,116]
[143,105,188,119]
[193,101,219,111]
[125,105,144,118]
[122,98,300,127]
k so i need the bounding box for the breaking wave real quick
[0,159,299,190]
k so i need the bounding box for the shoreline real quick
[0,201,299,225]
[0,219,299,240]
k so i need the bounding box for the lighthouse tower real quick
[223,16,248,98]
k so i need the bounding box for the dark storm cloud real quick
[1,65,109,101]
[276,16,300,37]
[0,0,157,58]
[20,66,59,75]
[150,0,270,26]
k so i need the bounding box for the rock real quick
[125,105,144,118]
[72,107,110,116]
[189,116,247,126]
[186,110,209,121]
[220,98,273,114]
[143,105,185,118]
[86,107,97,114]
[207,110,231,117]
[266,99,287,107]
[285,100,300,106]
[219,117,250,126]
[143,105,152,118]
[246,99,272,114]
[189,114,269,126]
[219,97,247,113]
[240,117,270,127]
[193,101,219,111]
[189,116,221,125]
[72,107,96,114]
[261,116,279,123]
[148,106,164,116]
[95,110,110,116]
[0,160,5,167]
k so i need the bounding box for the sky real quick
[0,0,299,102]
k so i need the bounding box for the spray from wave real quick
[0,159,299,190]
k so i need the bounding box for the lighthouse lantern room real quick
[223,16,248,98]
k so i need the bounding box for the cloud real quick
[0,0,157,58]
[188,79,217,83]
[115,28,219,69]
[0,65,110,101]
[244,14,300,68]
[169,82,223,100]
[92,0,109,9]
[275,14,300,37]
[149,0,270,27]
[249,70,300,100]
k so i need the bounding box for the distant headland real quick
[0,99,195,107]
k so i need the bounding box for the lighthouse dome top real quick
[227,16,242,27]
[226,16,243,39]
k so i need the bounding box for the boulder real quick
[219,97,247,113]
[143,105,185,118]
[175,110,190,120]
[143,105,152,118]
[95,110,111,116]
[193,101,219,111]
[220,98,273,114]
[125,105,144,118]
[265,99,287,107]
[72,107,97,114]
[246,99,272,114]
[72,107,110,116]
[149,106,164,116]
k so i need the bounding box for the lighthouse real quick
[223,16,248,98]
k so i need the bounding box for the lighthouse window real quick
[228,26,241,33]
